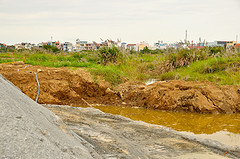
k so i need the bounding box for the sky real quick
[0,0,240,45]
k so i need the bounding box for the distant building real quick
[152,41,167,50]
[84,43,94,50]
[37,43,43,48]
[14,43,34,50]
[137,41,150,52]
[72,45,77,52]
[206,41,219,47]
[234,43,240,49]
[62,42,73,52]
[101,40,117,48]
[127,44,138,52]
[0,43,7,52]
[121,42,127,49]
[51,41,61,49]
[95,43,103,50]
[217,41,237,47]
[168,43,178,49]
[0,43,6,49]
[76,39,87,51]
[7,45,15,50]
[205,41,237,48]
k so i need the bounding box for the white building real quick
[127,44,138,52]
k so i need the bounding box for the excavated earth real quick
[1,63,240,114]
[1,73,238,158]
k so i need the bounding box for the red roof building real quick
[234,44,240,49]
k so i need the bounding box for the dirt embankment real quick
[0,63,121,106]
[1,63,240,114]
[115,81,240,113]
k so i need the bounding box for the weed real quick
[98,46,120,65]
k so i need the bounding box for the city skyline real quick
[0,0,240,45]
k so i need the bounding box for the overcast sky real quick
[0,0,239,45]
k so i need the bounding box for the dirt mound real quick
[0,74,95,159]
[115,80,240,113]
[1,63,240,114]
[0,64,120,106]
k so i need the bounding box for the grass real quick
[0,52,23,64]
[0,47,239,86]
[160,56,240,85]
[89,64,124,86]
[0,51,122,85]
[24,52,97,68]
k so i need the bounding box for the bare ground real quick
[1,71,238,158]
[43,104,239,159]
[1,63,240,113]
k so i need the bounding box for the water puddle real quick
[145,79,157,85]
[89,105,240,147]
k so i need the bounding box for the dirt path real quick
[1,63,240,113]
[43,104,239,159]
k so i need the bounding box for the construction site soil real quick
[1,63,240,114]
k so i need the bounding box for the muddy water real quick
[90,105,240,147]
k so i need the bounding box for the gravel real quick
[0,74,94,159]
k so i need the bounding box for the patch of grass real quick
[24,53,96,68]
[89,64,124,86]
[0,53,12,58]
[159,56,240,85]
[0,58,15,63]
[139,54,156,62]
[0,52,24,63]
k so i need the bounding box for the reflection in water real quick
[183,131,240,147]
[93,106,240,135]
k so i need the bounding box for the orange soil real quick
[1,63,240,113]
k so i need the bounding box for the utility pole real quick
[236,35,238,43]
[185,30,188,44]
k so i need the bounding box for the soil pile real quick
[115,80,240,113]
[0,64,120,106]
[1,72,236,158]
[1,63,240,113]
[0,74,95,159]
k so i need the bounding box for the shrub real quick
[141,46,150,54]
[98,46,120,65]
[208,46,223,56]
[43,45,60,53]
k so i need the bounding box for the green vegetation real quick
[42,45,60,53]
[0,46,239,85]
[89,64,125,86]
[98,46,120,65]
[160,57,240,85]
[141,46,151,54]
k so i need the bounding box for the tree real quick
[142,46,150,54]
